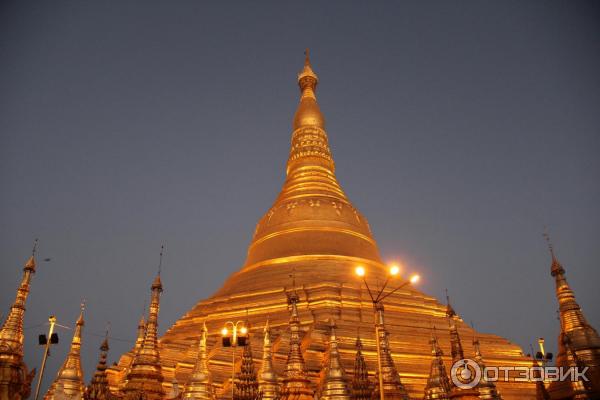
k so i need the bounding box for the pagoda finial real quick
[423,326,451,400]
[351,332,371,400]
[0,244,39,400]
[293,48,324,132]
[542,234,600,398]
[372,308,410,400]
[234,329,259,400]
[123,269,165,400]
[319,320,350,400]
[183,321,215,400]
[258,318,278,400]
[45,308,86,400]
[471,336,502,400]
[279,288,313,400]
[84,330,113,400]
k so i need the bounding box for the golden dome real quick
[241,51,381,272]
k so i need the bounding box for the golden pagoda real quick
[257,321,278,400]
[121,272,165,400]
[318,320,350,400]
[423,329,451,400]
[108,52,538,399]
[544,239,600,399]
[45,305,86,400]
[0,244,38,400]
[181,322,214,400]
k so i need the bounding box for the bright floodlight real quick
[410,274,420,284]
[221,327,229,336]
[240,326,248,335]
[389,265,400,276]
[355,266,366,277]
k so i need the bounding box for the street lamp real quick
[221,321,249,399]
[354,264,420,400]
[34,316,59,400]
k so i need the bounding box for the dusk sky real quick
[1,1,599,392]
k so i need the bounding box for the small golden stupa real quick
[107,52,537,399]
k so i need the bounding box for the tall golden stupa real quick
[107,52,538,399]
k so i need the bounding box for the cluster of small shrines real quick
[2,52,599,400]
[1,239,599,400]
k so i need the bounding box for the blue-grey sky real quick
[1,1,599,393]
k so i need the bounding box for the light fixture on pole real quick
[221,320,249,399]
[354,264,420,400]
[34,315,59,400]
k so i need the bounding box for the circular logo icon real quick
[451,358,482,389]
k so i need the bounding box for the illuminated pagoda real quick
[107,52,538,399]
[0,244,38,400]
[544,238,600,399]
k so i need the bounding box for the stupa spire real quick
[423,328,451,400]
[319,320,350,400]
[0,241,38,400]
[258,320,278,400]
[239,51,380,272]
[372,303,410,400]
[84,331,115,400]
[123,248,165,400]
[234,326,260,400]
[472,335,502,400]
[182,322,215,400]
[45,303,86,400]
[351,334,371,400]
[543,234,600,398]
[279,292,313,400]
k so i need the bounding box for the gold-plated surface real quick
[182,322,214,400]
[0,253,37,400]
[372,305,409,400]
[45,306,86,400]
[351,336,371,400]
[545,246,600,399]
[472,337,502,400]
[423,330,451,400]
[108,54,538,400]
[278,293,313,400]
[122,274,165,400]
[318,321,350,400]
[233,333,259,400]
[257,321,278,400]
[84,336,116,400]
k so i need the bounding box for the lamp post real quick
[221,321,249,400]
[34,315,58,400]
[354,264,420,400]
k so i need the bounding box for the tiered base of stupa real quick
[107,259,537,399]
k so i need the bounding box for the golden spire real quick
[318,320,350,400]
[543,235,600,398]
[351,334,371,400]
[445,294,464,363]
[45,304,86,400]
[279,292,313,400]
[258,320,278,400]
[372,303,410,400]
[471,336,502,400]
[233,326,259,400]
[182,322,215,400]
[423,328,451,400]
[237,50,380,274]
[123,248,165,400]
[84,332,115,400]
[135,314,147,354]
[0,241,38,400]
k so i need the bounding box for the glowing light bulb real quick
[240,326,248,335]
[389,265,400,276]
[355,266,365,277]
[221,327,229,336]
[410,274,420,284]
